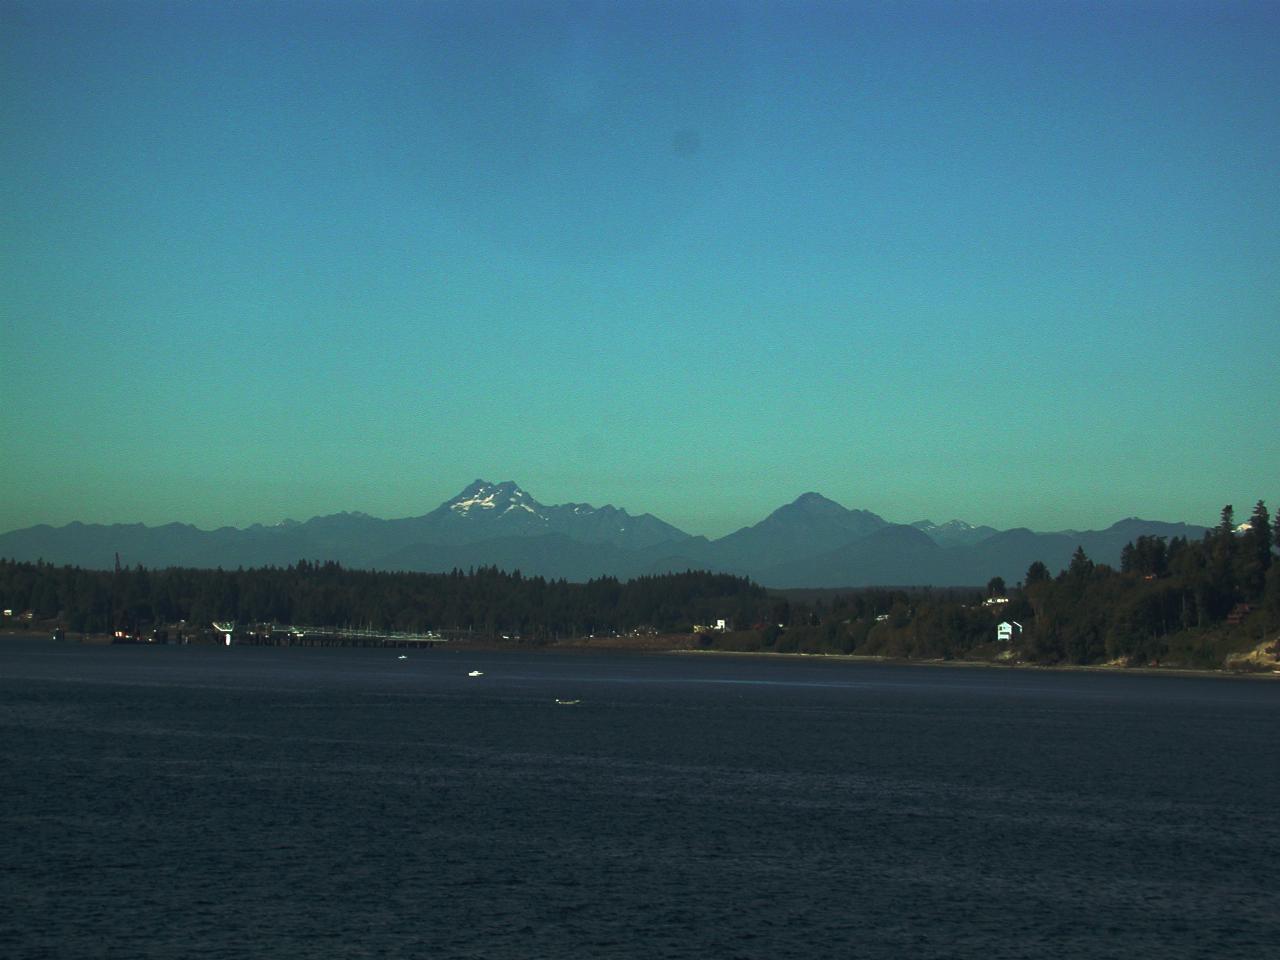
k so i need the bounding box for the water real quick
[2,638,1278,958]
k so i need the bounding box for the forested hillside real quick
[3,502,1277,670]
[0,561,765,642]
[742,502,1280,669]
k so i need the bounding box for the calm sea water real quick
[2,638,1278,959]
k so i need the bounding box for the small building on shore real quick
[692,619,730,634]
[997,621,1023,642]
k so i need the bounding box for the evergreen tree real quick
[1218,504,1235,538]
[1067,546,1095,581]
[1247,500,1271,554]
[1206,504,1239,615]
[1240,500,1272,600]
[1025,560,1050,585]
[1121,536,1169,577]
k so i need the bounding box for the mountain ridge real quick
[0,481,1211,587]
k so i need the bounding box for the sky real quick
[2,0,1278,539]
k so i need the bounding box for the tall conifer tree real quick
[1239,500,1274,599]
[1248,501,1272,567]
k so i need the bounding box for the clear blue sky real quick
[3,1,1277,538]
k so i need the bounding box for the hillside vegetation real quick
[3,502,1277,670]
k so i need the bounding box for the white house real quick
[996,621,1023,642]
[692,619,730,634]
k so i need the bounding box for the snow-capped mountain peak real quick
[423,481,691,550]
[913,519,975,534]
[447,480,542,517]
[910,518,999,547]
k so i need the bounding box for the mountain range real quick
[0,480,1208,588]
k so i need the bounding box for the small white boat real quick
[467,670,484,677]
[554,698,581,706]
[397,655,408,660]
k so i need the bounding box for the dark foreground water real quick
[2,639,1278,959]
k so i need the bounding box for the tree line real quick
[3,500,1277,667]
[0,560,767,641]
[724,501,1280,668]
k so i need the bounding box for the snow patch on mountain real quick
[910,518,999,547]
[448,480,543,516]
[451,495,498,512]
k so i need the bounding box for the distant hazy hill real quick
[758,524,942,588]
[0,481,1209,587]
[713,493,888,569]
[909,518,1000,547]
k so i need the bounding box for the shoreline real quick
[667,646,1280,680]
[4,629,1276,680]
